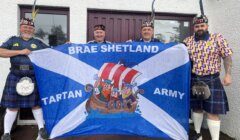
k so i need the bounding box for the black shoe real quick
[1,133,11,140]
[37,128,48,140]
[192,131,202,140]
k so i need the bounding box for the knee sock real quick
[32,108,45,130]
[4,109,18,134]
[192,112,204,133]
[207,119,221,140]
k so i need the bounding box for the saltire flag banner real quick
[29,42,190,140]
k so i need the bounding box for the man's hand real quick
[19,49,31,55]
[222,74,232,86]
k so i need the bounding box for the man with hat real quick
[184,15,233,140]
[128,21,159,43]
[88,24,111,44]
[138,21,160,42]
[0,18,49,140]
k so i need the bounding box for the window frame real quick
[20,5,70,42]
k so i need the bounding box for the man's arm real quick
[222,55,233,86]
[0,36,31,57]
[216,33,233,86]
[0,48,31,58]
[223,55,232,75]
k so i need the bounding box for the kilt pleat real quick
[190,73,229,114]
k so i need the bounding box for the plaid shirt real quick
[184,33,233,76]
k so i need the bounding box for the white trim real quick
[17,115,37,126]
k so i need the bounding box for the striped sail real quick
[98,63,141,89]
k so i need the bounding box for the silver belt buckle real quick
[20,65,30,70]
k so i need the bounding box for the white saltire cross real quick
[29,43,189,140]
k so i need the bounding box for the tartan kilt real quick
[190,73,229,114]
[0,70,40,108]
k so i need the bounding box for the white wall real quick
[0,0,199,99]
[205,0,240,139]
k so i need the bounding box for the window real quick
[154,20,191,43]
[20,6,69,46]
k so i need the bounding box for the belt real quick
[191,72,220,78]
[11,65,34,71]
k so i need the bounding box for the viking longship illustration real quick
[85,62,144,114]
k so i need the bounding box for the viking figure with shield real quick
[85,62,144,113]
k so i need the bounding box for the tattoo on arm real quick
[223,56,233,75]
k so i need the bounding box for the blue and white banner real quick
[29,42,190,140]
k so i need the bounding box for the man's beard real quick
[21,33,33,40]
[195,30,209,40]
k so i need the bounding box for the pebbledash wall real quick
[0,0,239,139]
[205,0,240,139]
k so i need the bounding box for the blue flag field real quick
[29,42,190,140]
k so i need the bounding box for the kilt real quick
[0,70,40,108]
[190,73,229,114]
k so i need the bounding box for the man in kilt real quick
[0,18,49,140]
[184,15,233,140]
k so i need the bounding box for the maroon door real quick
[88,11,151,42]
[87,10,195,43]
